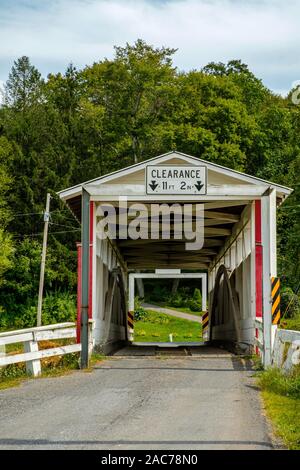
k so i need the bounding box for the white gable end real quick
[58,151,292,201]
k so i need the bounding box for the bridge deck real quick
[113,343,233,357]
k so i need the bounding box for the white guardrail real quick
[254,318,264,356]
[0,322,81,377]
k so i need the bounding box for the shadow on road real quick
[0,438,273,448]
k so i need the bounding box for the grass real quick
[134,309,202,342]
[0,354,79,390]
[280,313,300,332]
[0,347,105,390]
[256,366,300,450]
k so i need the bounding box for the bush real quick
[188,288,202,312]
[42,292,76,324]
[168,293,184,308]
[150,285,169,302]
[134,296,147,321]
[281,288,300,319]
[257,366,300,399]
[0,291,76,330]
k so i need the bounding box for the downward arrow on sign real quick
[149,180,158,191]
[195,181,204,191]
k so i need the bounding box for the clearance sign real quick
[146,165,207,195]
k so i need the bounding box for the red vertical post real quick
[255,200,263,353]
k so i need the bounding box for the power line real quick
[11,228,80,239]
[49,222,79,230]
[14,211,43,217]
[48,229,81,235]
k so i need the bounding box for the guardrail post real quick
[24,340,41,377]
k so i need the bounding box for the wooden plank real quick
[204,201,248,210]
[126,256,212,262]
[34,327,76,341]
[0,344,81,367]
[91,184,263,197]
[127,262,209,268]
[122,247,217,255]
[0,332,33,346]
[116,227,231,236]
[0,322,75,338]
[207,185,266,196]
[204,211,239,222]
[99,201,247,211]
[103,218,235,227]
[92,195,259,202]
[126,255,211,263]
[204,219,235,226]
[254,337,263,350]
[117,238,224,247]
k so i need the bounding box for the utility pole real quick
[37,192,51,327]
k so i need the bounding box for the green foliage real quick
[0,44,299,328]
[0,229,14,286]
[0,237,76,312]
[42,291,76,324]
[281,287,300,319]
[134,309,202,343]
[150,285,170,303]
[5,56,43,110]
[257,367,300,449]
[168,292,184,308]
[257,366,300,399]
[165,286,202,312]
[0,291,76,330]
[0,139,14,286]
[134,296,148,321]
[0,362,26,379]
[188,288,202,312]
[280,313,300,332]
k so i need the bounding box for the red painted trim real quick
[255,200,262,244]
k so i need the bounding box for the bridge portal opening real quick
[128,271,206,346]
[58,151,292,367]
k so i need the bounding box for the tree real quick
[0,41,299,326]
[5,56,43,110]
[0,138,14,285]
[82,39,177,166]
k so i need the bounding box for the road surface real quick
[0,354,274,450]
[142,302,202,323]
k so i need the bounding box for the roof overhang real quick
[58,151,292,221]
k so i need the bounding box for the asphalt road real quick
[0,355,273,450]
